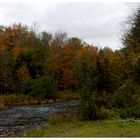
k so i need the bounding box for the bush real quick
[80,90,117,120]
[80,92,98,120]
[118,106,140,118]
[94,93,114,109]
[80,93,119,120]
[20,78,33,95]
[20,75,58,98]
[114,80,138,108]
[97,107,119,120]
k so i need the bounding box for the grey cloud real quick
[0,2,139,50]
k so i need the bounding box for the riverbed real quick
[0,100,79,137]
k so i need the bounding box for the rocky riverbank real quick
[0,99,79,137]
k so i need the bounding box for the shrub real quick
[20,78,33,95]
[20,75,58,98]
[80,93,119,120]
[118,106,140,118]
[80,90,117,120]
[114,80,138,108]
[80,91,98,120]
[94,93,114,109]
[97,107,120,120]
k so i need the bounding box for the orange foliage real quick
[0,43,6,53]
[12,47,22,60]
[17,63,30,81]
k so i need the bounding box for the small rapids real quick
[0,100,79,137]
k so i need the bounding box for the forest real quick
[0,6,140,121]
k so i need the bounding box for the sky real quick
[0,2,139,50]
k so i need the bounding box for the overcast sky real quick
[0,2,139,50]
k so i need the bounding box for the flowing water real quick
[0,100,79,137]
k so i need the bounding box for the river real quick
[0,99,79,137]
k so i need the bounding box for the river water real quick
[0,99,79,137]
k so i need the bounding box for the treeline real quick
[0,7,140,119]
[0,24,123,96]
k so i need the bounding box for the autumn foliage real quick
[0,7,140,120]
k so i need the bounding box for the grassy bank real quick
[0,94,46,109]
[0,91,79,109]
[22,119,140,137]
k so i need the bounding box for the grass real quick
[22,119,140,137]
[0,94,43,109]
[0,91,79,109]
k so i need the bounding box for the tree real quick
[122,6,140,82]
[122,7,140,54]
[40,31,52,48]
